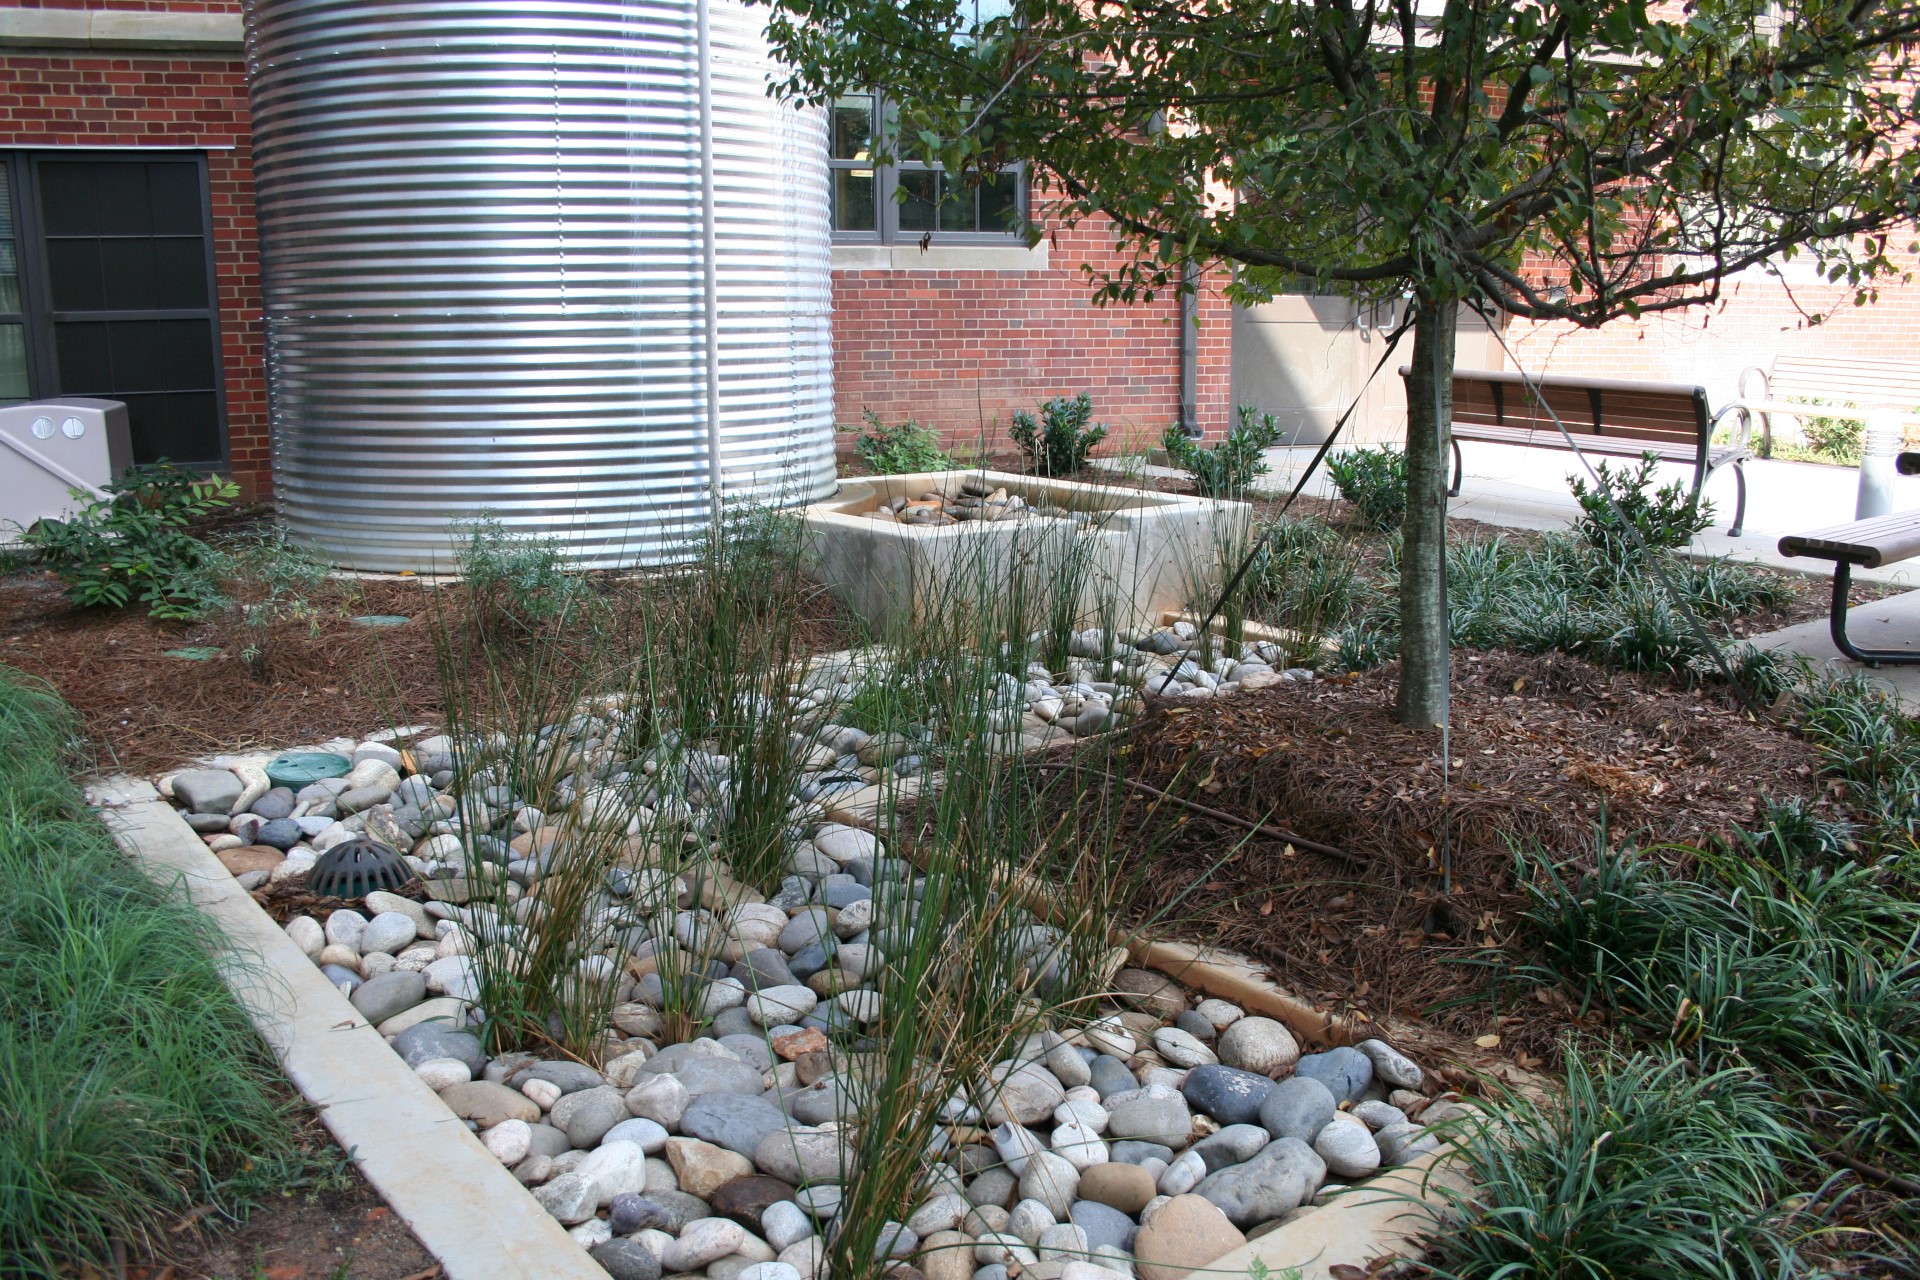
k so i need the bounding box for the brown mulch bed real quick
[0,572,448,775]
[131,1167,435,1280]
[0,564,859,776]
[1119,648,1845,1065]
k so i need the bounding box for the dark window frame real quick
[0,162,27,401]
[830,89,1028,246]
[1,149,229,471]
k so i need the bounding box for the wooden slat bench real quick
[1779,485,1920,666]
[1408,367,1753,535]
[1735,356,1920,453]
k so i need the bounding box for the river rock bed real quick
[164,796,1450,1277]
[154,633,1449,1280]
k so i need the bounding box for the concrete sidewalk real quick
[1255,439,1920,587]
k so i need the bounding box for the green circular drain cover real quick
[266,751,352,789]
[164,646,222,661]
[350,614,411,628]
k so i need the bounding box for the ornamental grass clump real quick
[1423,1052,1817,1280]
[423,505,828,1057]
[0,668,323,1278]
[816,524,1194,1278]
[1508,804,1920,1262]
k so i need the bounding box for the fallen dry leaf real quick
[1475,1033,1502,1048]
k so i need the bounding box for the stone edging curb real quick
[1204,1147,1471,1278]
[87,776,605,1280]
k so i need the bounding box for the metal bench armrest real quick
[1710,401,1753,453]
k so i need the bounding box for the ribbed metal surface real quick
[245,0,834,570]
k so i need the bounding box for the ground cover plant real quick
[0,667,327,1278]
[19,463,239,620]
[1423,1052,1821,1278]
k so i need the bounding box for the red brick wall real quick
[831,218,1237,453]
[0,8,265,496]
[1503,239,1920,408]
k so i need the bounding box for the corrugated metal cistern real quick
[245,0,836,571]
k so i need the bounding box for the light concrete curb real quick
[0,10,243,51]
[1197,1148,1471,1279]
[87,776,606,1280]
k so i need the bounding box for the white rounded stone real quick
[746,985,818,1026]
[360,911,419,956]
[414,1057,472,1091]
[762,1200,814,1251]
[285,915,324,957]
[323,909,368,950]
[522,1078,563,1111]
[483,1118,533,1164]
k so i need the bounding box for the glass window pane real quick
[0,322,27,400]
[833,96,874,161]
[38,163,97,236]
[832,169,877,232]
[0,166,19,314]
[93,163,153,236]
[979,169,1022,232]
[898,170,938,232]
[47,239,105,311]
[147,163,203,235]
[938,174,978,232]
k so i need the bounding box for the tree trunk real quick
[1396,297,1456,727]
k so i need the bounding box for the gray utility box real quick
[0,399,132,534]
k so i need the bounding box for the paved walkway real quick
[1135,440,1920,704]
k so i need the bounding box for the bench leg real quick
[1727,460,1746,538]
[1828,561,1920,667]
[1448,436,1463,498]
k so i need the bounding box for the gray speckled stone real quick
[1194,1137,1326,1227]
[1293,1047,1373,1103]
[1257,1075,1337,1143]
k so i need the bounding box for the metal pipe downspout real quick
[697,0,723,512]
[1179,259,1199,436]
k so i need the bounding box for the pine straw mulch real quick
[0,565,861,776]
[1114,648,1847,1068]
[0,572,449,775]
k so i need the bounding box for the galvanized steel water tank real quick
[245,0,835,570]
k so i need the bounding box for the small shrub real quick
[855,411,951,474]
[1010,393,1107,475]
[451,513,584,638]
[1161,405,1284,498]
[20,463,238,620]
[1795,400,1866,464]
[1325,445,1407,530]
[1569,453,1711,560]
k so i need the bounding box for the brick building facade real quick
[2,0,1915,504]
[830,224,1236,452]
[1,0,266,489]
[1506,246,1920,409]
